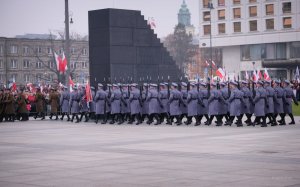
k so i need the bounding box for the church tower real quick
[178,0,195,35]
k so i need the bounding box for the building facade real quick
[0,36,89,86]
[199,0,300,79]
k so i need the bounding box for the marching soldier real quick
[128,83,142,125]
[60,86,70,121]
[94,83,107,124]
[180,82,188,124]
[88,86,96,121]
[168,83,184,125]
[104,84,112,124]
[198,82,209,125]
[207,82,225,126]
[226,81,244,127]
[146,84,162,125]
[49,88,59,120]
[110,84,122,124]
[34,87,45,120]
[16,89,29,121]
[264,80,277,126]
[283,80,299,125]
[253,81,268,127]
[4,88,15,122]
[70,86,80,123]
[141,83,149,123]
[159,83,169,123]
[240,81,252,126]
[120,84,130,124]
[186,82,200,125]
[219,82,229,124]
[79,87,89,122]
[273,80,285,125]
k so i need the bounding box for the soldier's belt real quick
[286,96,292,98]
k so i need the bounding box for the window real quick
[49,74,54,81]
[218,10,225,20]
[82,61,88,69]
[11,74,17,82]
[82,48,88,56]
[24,74,30,83]
[10,59,17,69]
[282,2,291,14]
[249,20,257,31]
[218,0,225,6]
[203,0,209,8]
[0,45,3,54]
[48,61,54,69]
[36,74,42,82]
[36,46,42,54]
[23,60,30,68]
[23,46,29,54]
[290,42,300,58]
[203,25,211,35]
[218,23,226,34]
[283,17,292,28]
[71,62,76,69]
[47,47,52,54]
[233,0,240,5]
[10,45,18,54]
[276,43,286,59]
[266,4,274,15]
[36,61,42,69]
[233,8,241,19]
[241,44,262,61]
[0,75,4,83]
[203,11,211,21]
[0,59,3,69]
[71,48,75,55]
[266,19,274,30]
[233,22,241,32]
[249,0,256,3]
[249,6,257,17]
[262,43,287,60]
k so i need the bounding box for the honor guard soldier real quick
[207,82,225,126]
[253,81,268,127]
[17,89,29,121]
[49,88,59,120]
[88,86,96,121]
[226,81,244,127]
[70,86,80,123]
[128,83,142,125]
[198,82,209,125]
[141,83,149,123]
[110,84,122,124]
[79,86,89,122]
[60,86,70,121]
[120,84,130,124]
[94,83,107,124]
[186,82,200,125]
[4,88,15,122]
[283,80,299,125]
[240,81,253,126]
[264,80,277,126]
[104,84,112,123]
[158,83,169,123]
[219,82,229,124]
[180,82,188,124]
[146,83,162,125]
[273,80,285,125]
[168,83,184,125]
[34,87,46,120]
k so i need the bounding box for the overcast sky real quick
[0,0,199,38]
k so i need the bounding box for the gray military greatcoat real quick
[60,90,70,113]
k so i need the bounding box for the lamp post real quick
[208,0,214,79]
[65,0,70,90]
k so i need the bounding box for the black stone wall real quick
[89,8,184,86]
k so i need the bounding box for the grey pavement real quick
[1,117,300,187]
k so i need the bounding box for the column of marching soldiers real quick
[0,78,298,127]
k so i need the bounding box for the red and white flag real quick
[54,52,68,74]
[54,52,62,72]
[148,17,156,29]
[69,76,74,91]
[205,60,210,67]
[85,81,93,103]
[216,67,225,80]
[245,71,249,80]
[211,60,216,68]
[264,68,271,81]
[257,70,262,80]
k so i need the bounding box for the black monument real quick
[89,8,184,86]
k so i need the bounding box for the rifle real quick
[217,77,220,90]
[207,77,211,98]
[237,75,240,89]
[157,75,160,92]
[197,78,199,92]
[167,75,170,98]
[252,79,255,98]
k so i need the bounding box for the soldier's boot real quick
[215,116,223,126]
[147,115,153,125]
[75,115,80,123]
[204,114,209,124]
[60,113,65,120]
[109,114,115,124]
[154,115,161,125]
[245,114,252,124]
[236,116,243,127]
[176,116,182,126]
[185,117,192,125]
[49,113,53,120]
[266,114,272,124]
[279,115,286,125]
[34,113,38,119]
[128,115,134,124]
[95,114,99,124]
[84,113,89,122]
[288,113,295,125]
[118,115,124,125]
[79,113,84,122]
[71,115,75,122]
[166,117,172,125]
[66,114,70,121]
[206,116,214,126]
[271,114,278,126]
[261,116,267,127]
[136,115,142,125]
[195,115,202,126]
[55,114,58,120]
[41,113,45,120]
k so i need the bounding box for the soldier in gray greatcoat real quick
[264,80,277,126]
[219,82,229,124]
[273,80,285,125]
[104,84,112,123]
[253,81,268,127]
[186,82,199,125]
[60,86,70,121]
[283,80,299,125]
[168,83,184,125]
[79,87,89,122]
[94,83,107,124]
[120,84,130,124]
[110,84,122,124]
[226,81,244,127]
[197,82,209,125]
[141,83,149,123]
[158,83,169,123]
[240,81,253,125]
[87,86,96,121]
[179,82,188,124]
[129,83,142,125]
[69,86,80,123]
[146,84,162,125]
[207,82,225,126]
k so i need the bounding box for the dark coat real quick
[49,92,59,113]
[17,93,28,114]
[35,92,45,113]
[4,93,15,114]
[121,89,130,114]
[169,89,183,116]
[240,87,251,114]
[187,88,198,116]
[283,86,297,114]
[60,91,70,113]
[94,89,107,115]
[159,89,169,113]
[180,90,188,114]
[253,87,267,117]
[129,88,141,115]
[274,86,284,114]
[228,88,244,116]
[265,86,275,114]
[110,89,122,114]
[208,89,225,116]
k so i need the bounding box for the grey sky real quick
[0,0,199,38]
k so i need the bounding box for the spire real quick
[178,0,191,26]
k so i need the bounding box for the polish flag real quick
[257,70,262,80]
[54,52,62,72]
[245,71,249,80]
[263,68,271,81]
[85,81,93,103]
[216,67,225,80]
[61,52,68,73]
[205,60,210,67]
[253,70,259,82]
[69,76,74,91]
[148,17,156,29]
[211,60,216,68]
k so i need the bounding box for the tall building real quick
[0,36,89,86]
[178,0,196,35]
[199,0,300,79]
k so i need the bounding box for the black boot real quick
[75,115,80,123]
[60,113,65,120]
[261,116,267,127]
[288,113,295,125]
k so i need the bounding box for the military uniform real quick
[110,85,122,124]
[264,81,277,126]
[273,81,285,125]
[208,83,225,126]
[186,83,199,125]
[146,84,161,125]
[283,80,299,124]
[60,88,70,121]
[129,84,142,125]
[253,81,267,127]
[35,89,45,120]
[4,90,15,121]
[120,85,130,124]
[49,89,59,120]
[70,88,80,123]
[94,84,107,124]
[0,90,5,122]
[198,83,209,125]
[227,82,244,127]
[240,82,253,125]
[180,83,188,123]
[158,84,169,123]
[168,83,184,125]
[79,88,89,122]
[17,91,29,121]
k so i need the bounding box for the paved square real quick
[1,118,300,187]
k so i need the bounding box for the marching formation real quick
[0,79,298,127]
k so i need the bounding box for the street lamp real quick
[208,0,214,79]
[65,0,70,90]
